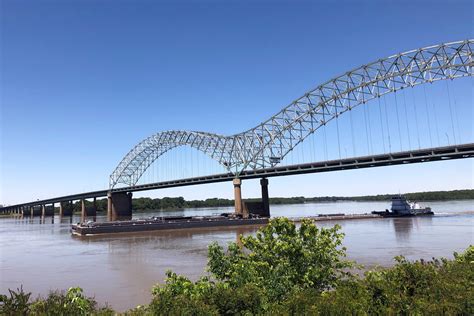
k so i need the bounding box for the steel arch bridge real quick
[110,39,473,188]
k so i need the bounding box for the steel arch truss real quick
[110,39,473,188]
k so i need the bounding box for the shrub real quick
[207,217,351,301]
[0,286,31,315]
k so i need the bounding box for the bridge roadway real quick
[2,143,474,213]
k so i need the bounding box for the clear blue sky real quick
[1,0,473,205]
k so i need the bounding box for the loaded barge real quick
[72,215,268,236]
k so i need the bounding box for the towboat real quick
[372,195,434,217]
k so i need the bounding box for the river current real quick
[0,200,472,311]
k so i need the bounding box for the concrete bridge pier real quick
[233,178,243,216]
[59,202,64,217]
[81,199,86,222]
[38,204,55,218]
[80,198,97,222]
[260,178,270,217]
[62,201,73,217]
[107,192,133,221]
[233,177,271,218]
[107,193,112,220]
[88,197,98,217]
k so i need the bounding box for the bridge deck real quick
[2,143,473,211]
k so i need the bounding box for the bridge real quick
[2,39,473,220]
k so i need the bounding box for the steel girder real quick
[110,39,473,188]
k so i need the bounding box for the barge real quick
[71,215,268,236]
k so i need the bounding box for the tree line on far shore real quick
[66,189,474,213]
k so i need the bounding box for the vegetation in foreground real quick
[1,218,473,315]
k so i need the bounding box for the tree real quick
[150,217,352,312]
[207,217,352,302]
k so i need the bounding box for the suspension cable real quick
[383,96,392,152]
[445,80,458,144]
[349,107,356,156]
[323,123,328,160]
[367,101,373,154]
[377,96,386,152]
[422,85,433,147]
[411,88,421,149]
[402,89,412,149]
[363,103,370,155]
[452,90,462,144]
[310,130,315,161]
[300,134,305,163]
[335,112,342,159]
[394,92,403,151]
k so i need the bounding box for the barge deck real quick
[72,215,269,236]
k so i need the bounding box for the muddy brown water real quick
[0,200,472,311]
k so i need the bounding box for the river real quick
[0,200,472,311]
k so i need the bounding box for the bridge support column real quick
[59,202,64,217]
[88,197,97,217]
[108,192,132,220]
[81,199,86,222]
[260,178,270,217]
[107,192,112,220]
[233,178,243,216]
[30,206,34,217]
[41,204,46,218]
[64,201,73,216]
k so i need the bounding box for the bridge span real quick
[2,143,473,219]
[2,40,473,220]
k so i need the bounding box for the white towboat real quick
[372,195,434,217]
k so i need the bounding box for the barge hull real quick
[72,218,269,236]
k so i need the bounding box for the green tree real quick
[149,217,351,313]
[207,217,351,301]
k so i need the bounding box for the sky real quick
[1,0,473,205]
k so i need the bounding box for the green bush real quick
[147,218,473,315]
[0,287,113,316]
[0,286,31,315]
[207,218,352,301]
